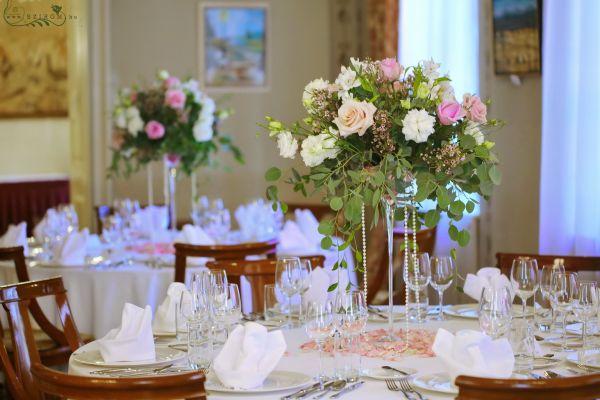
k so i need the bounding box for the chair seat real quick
[3,329,93,353]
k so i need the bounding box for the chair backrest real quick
[0,276,84,399]
[496,252,600,276]
[31,363,206,400]
[206,255,325,313]
[173,239,278,283]
[0,324,27,399]
[0,247,75,355]
[455,373,600,400]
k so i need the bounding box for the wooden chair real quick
[367,226,437,304]
[496,252,600,276]
[0,276,206,400]
[0,246,92,366]
[455,373,600,400]
[173,239,278,283]
[206,255,325,313]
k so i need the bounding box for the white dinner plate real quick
[566,349,600,369]
[72,345,186,368]
[412,372,458,394]
[444,304,479,319]
[363,366,417,380]
[205,370,312,393]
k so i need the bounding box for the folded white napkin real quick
[463,267,514,302]
[294,209,323,246]
[0,222,28,256]
[302,267,330,307]
[152,282,192,333]
[175,224,215,245]
[52,229,89,266]
[98,303,156,363]
[432,328,515,381]
[136,205,169,235]
[278,220,314,252]
[33,209,54,242]
[213,322,287,389]
[235,203,256,240]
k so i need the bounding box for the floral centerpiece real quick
[264,57,501,332]
[109,70,243,177]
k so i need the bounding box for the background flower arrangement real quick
[264,57,501,273]
[109,70,244,177]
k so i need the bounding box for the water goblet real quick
[305,301,334,385]
[430,256,455,320]
[550,271,579,351]
[573,281,598,349]
[298,259,313,322]
[510,257,539,318]
[479,285,512,339]
[275,257,302,328]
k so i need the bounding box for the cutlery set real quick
[89,364,204,378]
[281,380,363,399]
[385,378,426,399]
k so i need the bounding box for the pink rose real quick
[462,94,487,123]
[437,100,466,125]
[164,76,180,89]
[129,91,138,103]
[145,120,165,140]
[378,58,403,81]
[165,89,186,110]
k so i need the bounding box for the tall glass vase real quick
[163,154,180,231]
[380,194,400,341]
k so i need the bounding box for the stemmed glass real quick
[404,253,431,323]
[573,281,598,349]
[510,257,539,318]
[430,256,455,320]
[539,263,565,330]
[212,283,242,337]
[297,259,313,322]
[334,291,367,381]
[550,271,579,351]
[275,257,302,328]
[479,286,512,339]
[305,301,334,385]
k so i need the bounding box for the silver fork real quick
[385,379,414,400]
[397,378,425,400]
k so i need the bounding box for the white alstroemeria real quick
[338,90,354,103]
[350,57,366,71]
[157,70,170,80]
[302,78,329,110]
[464,121,485,145]
[114,109,127,129]
[437,80,456,102]
[335,66,361,92]
[422,59,441,80]
[402,109,436,143]
[300,134,339,167]
[193,120,213,142]
[277,131,298,159]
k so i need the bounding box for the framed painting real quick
[0,0,69,117]
[199,3,269,92]
[492,0,542,75]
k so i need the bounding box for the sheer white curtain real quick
[539,0,600,256]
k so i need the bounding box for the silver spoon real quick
[312,380,346,399]
[382,365,410,376]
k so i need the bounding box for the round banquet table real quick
[67,314,581,400]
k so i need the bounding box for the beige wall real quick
[479,0,542,261]
[106,0,331,217]
[0,119,70,177]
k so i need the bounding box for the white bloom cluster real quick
[193,96,216,142]
[402,109,436,143]
[422,59,441,80]
[181,79,203,104]
[277,131,298,159]
[115,106,144,136]
[335,66,360,101]
[464,121,484,145]
[300,134,339,167]
[302,78,329,111]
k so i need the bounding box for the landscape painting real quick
[493,0,541,75]
[200,3,268,91]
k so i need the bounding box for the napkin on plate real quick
[278,220,314,252]
[432,328,515,381]
[153,282,192,334]
[213,322,287,389]
[0,222,28,255]
[463,267,514,302]
[136,205,169,235]
[294,209,323,246]
[52,229,89,266]
[33,209,55,242]
[98,303,156,363]
[175,224,215,245]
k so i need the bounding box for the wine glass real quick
[212,283,242,338]
[208,269,228,289]
[430,256,455,320]
[539,263,565,330]
[275,257,302,328]
[550,271,579,351]
[404,252,431,291]
[334,291,366,382]
[479,286,512,339]
[298,259,313,322]
[573,281,598,349]
[510,257,539,318]
[305,301,334,385]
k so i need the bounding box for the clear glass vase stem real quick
[381,197,396,340]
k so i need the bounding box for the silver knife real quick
[330,381,364,398]
[281,382,322,400]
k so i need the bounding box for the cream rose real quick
[333,100,377,137]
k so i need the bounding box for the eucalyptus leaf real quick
[264,167,281,181]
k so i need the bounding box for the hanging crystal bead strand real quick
[361,204,367,302]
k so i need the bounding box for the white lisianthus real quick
[402,109,436,143]
[335,66,360,92]
[333,99,377,137]
[157,70,170,80]
[300,134,339,167]
[114,109,127,129]
[193,121,213,142]
[302,78,329,110]
[464,121,484,145]
[277,131,298,159]
[422,59,441,80]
